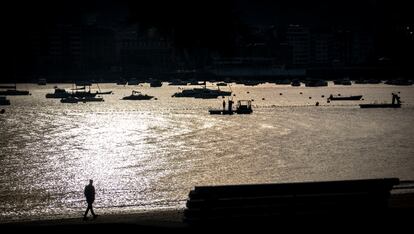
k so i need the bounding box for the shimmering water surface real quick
[1,82,414,221]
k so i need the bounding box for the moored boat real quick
[0,84,30,96]
[0,89,30,95]
[209,99,253,115]
[173,82,232,99]
[359,93,402,108]
[150,80,162,87]
[291,80,301,86]
[216,82,228,86]
[46,87,71,98]
[79,96,104,102]
[328,95,363,101]
[60,96,79,103]
[122,91,154,100]
[235,100,253,114]
[95,91,112,95]
[305,80,328,87]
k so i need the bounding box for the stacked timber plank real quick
[184,178,400,225]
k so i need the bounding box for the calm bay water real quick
[1,82,414,221]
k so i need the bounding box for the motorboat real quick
[333,78,352,85]
[366,79,381,84]
[0,84,30,95]
[305,80,328,87]
[188,79,202,85]
[122,91,154,100]
[0,89,30,95]
[384,79,413,86]
[169,79,188,86]
[209,99,253,115]
[46,87,71,98]
[291,80,301,86]
[216,82,228,86]
[95,91,112,95]
[173,87,231,99]
[235,100,253,114]
[150,80,162,87]
[128,78,140,85]
[359,93,401,108]
[275,79,291,85]
[243,80,261,86]
[354,80,368,84]
[328,95,363,101]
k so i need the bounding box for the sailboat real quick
[94,83,112,95]
[61,83,104,103]
[70,84,97,98]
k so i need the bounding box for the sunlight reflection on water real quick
[0,83,414,221]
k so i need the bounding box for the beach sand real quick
[1,190,413,231]
[2,209,187,231]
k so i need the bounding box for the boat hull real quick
[209,109,234,115]
[329,95,363,101]
[46,93,71,98]
[359,104,401,108]
[96,91,112,95]
[122,96,153,100]
[60,98,79,103]
[236,109,253,114]
[80,97,104,102]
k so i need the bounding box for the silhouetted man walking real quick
[83,179,97,220]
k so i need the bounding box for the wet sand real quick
[2,209,187,231]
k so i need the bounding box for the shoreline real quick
[1,191,413,230]
[1,209,187,230]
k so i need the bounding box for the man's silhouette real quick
[83,179,97,220]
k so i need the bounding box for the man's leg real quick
[84,204,91,218]
[90,204,96,217]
